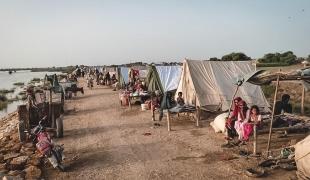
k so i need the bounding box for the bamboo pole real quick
[266,71,281,157]
[225,85,240,140]
[167,110,171,131]
[151,98,155,121]
[128,96,131,109]
[49,90,52,122]
[196,106,200,127]
[301,63,306,115]
[301,86,305,115]
[253,124,257,155]
[227,85,240,118]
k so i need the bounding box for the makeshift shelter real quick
[246,67,310,156]
[146,65,182,93]
[117,66,149,89]
[176,59,270,111]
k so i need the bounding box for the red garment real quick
[133,69,139,77]
[226,106,240,129]
[225,97,242,129]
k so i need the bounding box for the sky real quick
[0,0,309,68]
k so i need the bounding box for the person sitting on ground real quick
[274,94,292,115]
[111,74,117,83]
[234,100,250,144]
[242,105,262,142]
[134,79,142,92]
[225,97,242,140]
[273,94,293,128]
[176,92,185,106]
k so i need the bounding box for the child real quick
[176,92,185,106]
[243,105,262,141]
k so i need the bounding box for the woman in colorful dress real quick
[225,97,242,140]
[234,100,250,143]
[243,105,262,141]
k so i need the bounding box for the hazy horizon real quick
[0,0,309,68]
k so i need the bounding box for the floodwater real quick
[0,70,61,118]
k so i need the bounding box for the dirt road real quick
[44,78,294,180]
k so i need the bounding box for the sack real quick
[210,113,228,133]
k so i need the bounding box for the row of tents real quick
[106,60,310,178]
[114,59,271,112]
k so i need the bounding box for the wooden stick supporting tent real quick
[301,87,305,115]
[151,99,155,121]
[225,85,240,141]
[49,89,52,122]
[301,63,307,115]
[266,72,281,157]
[196,106,201,127]
[167,110,171,131]
[227,85,240,119]
[253,124,257,155]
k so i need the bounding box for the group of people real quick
[225,94,293,145]
[225,97,262,144]
[84,67,118,88]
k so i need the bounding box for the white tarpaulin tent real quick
[156,66,182,92]
[176,59,270,111]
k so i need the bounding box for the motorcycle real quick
[27,116,66,171]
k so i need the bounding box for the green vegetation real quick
[0,94,7,102]
[31,78,41,82]
[0,101,8,110]
[207,52,251,61]
[221,52,251,61]
[0,94,8,110]
[0,89,15,94]
[13,82,25,86]
[307,55,310,62]
[258,51,297,65]
[256,63,290,67]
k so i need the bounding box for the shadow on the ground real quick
[64,141,162,171]
[63,122,151,139]
[72,91,117,100]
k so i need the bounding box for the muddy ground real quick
[43,78,307,180]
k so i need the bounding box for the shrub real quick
[0,89,14,94]
[13,82,25,86]
[256,63,290,67]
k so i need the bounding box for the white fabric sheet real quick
[176,60,270,111]
[156,66,182,92]
[120,67,130,83]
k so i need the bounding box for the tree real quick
[221,52,251,61]
[258,51,297,65]
[209,57,220,61]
